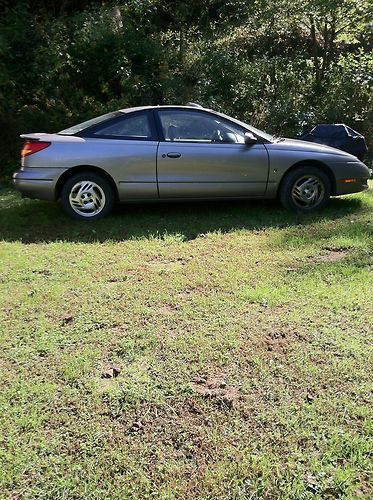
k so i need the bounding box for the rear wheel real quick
[61,172,114,220]
[280,166,332,213]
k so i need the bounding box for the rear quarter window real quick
[92,113,152,139]
[59,111,122,135]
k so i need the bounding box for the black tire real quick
[61,172,115,220]
[279,166,332,213]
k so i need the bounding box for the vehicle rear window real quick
[58,111,123,135]
[92,113,152,139]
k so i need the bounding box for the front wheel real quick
[279,166,332,213]
[61,172,115,220]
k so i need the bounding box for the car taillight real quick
[21,141,51,157]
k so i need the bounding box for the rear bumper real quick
[13,167,63,201]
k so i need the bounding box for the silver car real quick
[13,105,370,220]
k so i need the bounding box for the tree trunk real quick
[310,16,320,84]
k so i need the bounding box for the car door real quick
[80,110,159,200]
[155,109,269,198]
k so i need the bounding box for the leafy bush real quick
[0,0,371,178]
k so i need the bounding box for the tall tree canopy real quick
[0,0,371,176]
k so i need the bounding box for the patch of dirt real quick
[146,261,185,273]
[155,326,180,340]
[177,284,208,298]
[146,256,188,271]
[167,329,178,339]
[243,321,307,356]
[263,331,290,353]
[96,365,122,394]
[32,269,52,277]
[158,303,180,314]
[313,248,350,263]
[61,314,74,326]
[191,375,239,408]
[106,276,130,284]
[123,266,147,281]
[101,364,121,379]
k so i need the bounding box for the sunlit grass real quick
[0,185,372,498]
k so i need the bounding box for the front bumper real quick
[13,167,65,201]
[330,160,370,196]
[334,177,369,196]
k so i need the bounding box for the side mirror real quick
[244,132,257,146]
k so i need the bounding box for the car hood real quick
[268,138,356,158]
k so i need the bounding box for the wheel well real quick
[277,160,336,196]
[55,165,118,200]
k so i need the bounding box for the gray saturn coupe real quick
[13,104,370,220]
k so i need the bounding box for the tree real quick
[301,0,371,85]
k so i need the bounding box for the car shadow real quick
[0,189,366,244]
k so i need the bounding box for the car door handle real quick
[166,152,181,158]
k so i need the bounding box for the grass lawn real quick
[0,184,372,499]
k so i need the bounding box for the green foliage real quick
[0,0,372,178]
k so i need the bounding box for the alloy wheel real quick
[291,175,325,209]
[69,180,106,217]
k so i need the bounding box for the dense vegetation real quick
[0,0,372,177]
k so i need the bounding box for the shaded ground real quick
[0,185,372,498]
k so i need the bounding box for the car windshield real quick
[214,111,276,142]
[58,111,123,135]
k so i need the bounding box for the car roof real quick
[118,105,209,113]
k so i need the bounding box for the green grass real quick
[0,184,372,499]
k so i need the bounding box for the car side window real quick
[92,112,153,139]
[158,110,246,144]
